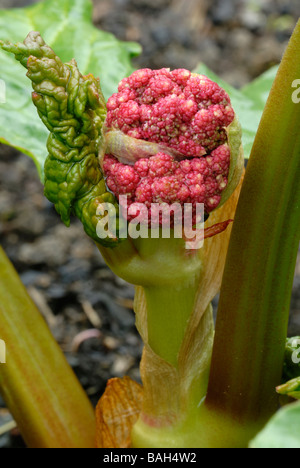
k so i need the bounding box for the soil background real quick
[0,0,300,448]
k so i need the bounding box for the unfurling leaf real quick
[1,31,122,246]
[277,377,300,400]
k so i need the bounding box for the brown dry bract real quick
[95,376,143,448]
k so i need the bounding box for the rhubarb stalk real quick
[0,247,96,448]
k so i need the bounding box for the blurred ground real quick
[0,0,300,447]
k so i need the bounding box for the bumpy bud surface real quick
[102,68,243,226]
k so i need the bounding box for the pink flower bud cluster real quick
[103,68,235,225]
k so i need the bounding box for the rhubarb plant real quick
[0,0,299,449]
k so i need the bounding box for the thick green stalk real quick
[99,236,212,438]
[100,234,206,365]
[144,280,199,368]
[201,20,300,446]
[98,185,242,447]
[131,303,214,448]
[0,247,96,448]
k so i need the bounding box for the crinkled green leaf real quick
[249,401,300,448]
[0,0,141,180]
[1,31,123,247]
[194,64,279,159]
